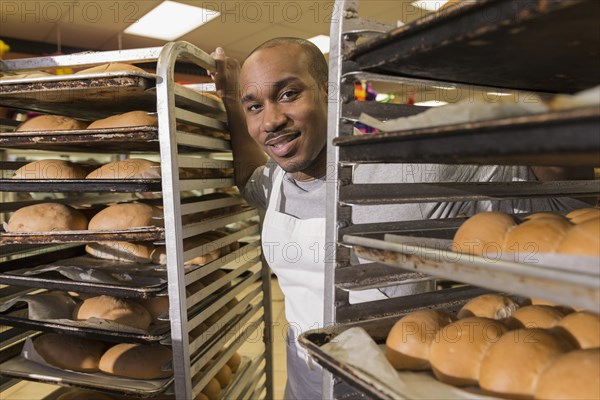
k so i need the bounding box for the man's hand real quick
[210,47,241,104]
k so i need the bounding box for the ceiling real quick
[1,0,434,62]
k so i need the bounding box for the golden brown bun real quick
[7,203,87,232]
[566,208,600,224]
[134,296,169,324]
[534,349,600,400]
[194,393,209,400]
[385,309,455,370]
[88,203,163,230]
[201,378,221,400]
[33,333,105,372]
[430,317,509,386]
[457,294,519,320]
[73,295,152,330]
[99,343,172,379]
[76,63,146,75]
[523,212,568,222]
[215,364,232,388]
[56,389,116,400]
[503,218,573,254]
[227,352,241,373]
[557,218,600,257]
[85,241,155,264]
[86,158,160,179]
[151,233,221,266]
[87,111,157,129]
[12,160,88,179]
[506,305,568,330]
[16,115,88,131]
[556,311,600,349]
[452,212,517,256]
[479,329,576,399]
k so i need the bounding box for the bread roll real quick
[386,309,455,370]
[556,311,600,349]
[88,203,163,230]
[566,207,600,224]
[452,212,517,256]
[201,378,221,400]
[503,218,572,254]
[86,158,160,179]
[215,364,232,388]
[457,294,519,319]
[99,343,172,379]
[73,295,152,330]
[227,352,242,373]
[87,111,157,130]
[195,393,209,400]
[534,349,600,400]
[33,333,104,372]
[134,296,169,324]
[7,203,87,232]
[151,233,222,266]
[479,328,576,399]
[506,305,568,330]
[85,241,155,263]
[430,317,509,386]
[76,62,146,75]
[56,389,116,400]
[12,159,88,180]
[557,218,600,257]
[16,115,87,131]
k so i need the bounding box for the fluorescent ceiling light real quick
[124,1,220,41]
[308,35,330,54]
[411,0,450,12]
[414,100,448,107]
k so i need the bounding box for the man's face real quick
[240,44,328,175]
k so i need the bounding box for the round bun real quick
[567,208,600,224]
[534,349,600,400]
[151,233,221,266]
[85,241,155,264]
[556,311,600,349]
[195,393,209,400]
[452,212,517,256]
[134,296,169,324]
[7,203,87,232]
[506,305,568,330]
[99,343,172,379]
[33,333,105,372]
[227,352,241,373]
[503,218,572,254]
[479,328,576,399]
[386,309,455,370]
[73,295,152,330]
[88,203,163,230]
[215,364,232,388]
[87,111,157,129]
[12,160,88,179]
[557,218,600,257]
[430,317,509,386]
[201,378,221,400]
[16,115,87,131]
[56,389,116,400]
[76,63,146,75]
[457,294,519,320]
[86,158,160,179]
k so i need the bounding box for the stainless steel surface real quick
[0,179,162,193]
[0,227,164,245]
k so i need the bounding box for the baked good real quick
[56,389,116,400]
[556,311,600,349]
[16,115,87,131]
[134,296,169,324]
[12,159,88,179]
[523,212,568,222]
[227,352,242,373]
[457,294,519,319]
[195,393,209,400]
[99,343,172,379]
[566,207,600,224]
[33,333,104,372]
[479,328,576,399]
[6,203,87,232]
[86,158,160,179]
[73,295,152,330]
[87,111,158,129]
[502,218,572,254]
[534,349,600,400]
[215,364,232,388]
[430,317,509,386]
[385,309,455,370]
[506,305,569,330]
[85,241,155,263]
[452,212,517,256]
[557,218,600,257]
[76,62,146,74]
[88,203,163,230]
[201,378,221,400]
[151,233,221,266]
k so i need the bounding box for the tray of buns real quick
[0,226,165,245]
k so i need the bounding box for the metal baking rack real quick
[0,227,164,245]
[321,0,600,398]
[0,43,273,399]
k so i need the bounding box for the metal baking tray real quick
[344,233,600,313]
[0,71,156,120]
[348,0,599,93]
[334,107,600,166]
[0,226,165,245]
[0,178,162,193]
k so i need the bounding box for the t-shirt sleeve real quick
[239,161,278,210]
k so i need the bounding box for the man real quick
[212,37,591,399]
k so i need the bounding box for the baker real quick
[212,37,591,399]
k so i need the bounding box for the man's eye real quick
[247,104,262,112]
[281,90,299,100]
